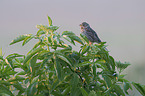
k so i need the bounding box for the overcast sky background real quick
[0,0,145,94]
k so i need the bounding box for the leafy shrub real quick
[0,16,145,96]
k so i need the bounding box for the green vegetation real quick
[0,16,145,96]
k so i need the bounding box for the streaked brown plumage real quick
[80,22,101,45]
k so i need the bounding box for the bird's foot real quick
[89,41,92,45]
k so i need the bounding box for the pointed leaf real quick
[62,86,70,95]
[0,81,11,86]
[10,34,31,45]
[80,87,88,96]
[50,79,59,93]
[23,47,43,64]
[116,62,130,71]
[31,76,39,84]
[123,82,131,95]
[103,75,112,88]
[70,74,79,96]
[8,76,25,82]
[77,61,92,67]
[36,29,45,36]
[27,82,37,96]
[63,36,75,45]
[62,31,75,36]
[6,70,17,75]
[47,15,52,26]
[6,53,24,59]
[32,41,41,49]
[89,90,97,96]
[71,73,79,89]
[0,85,14,96]
[0,48,2,56]
[132,82,145,96]
[109,56,115,71]
[22,35,34,46]
[93,65,96,78]
[5,59,14,70]
[57,54,71,66]
[36,25,59,32]
[69,35,84,45]
[0,56,3,60]
[81,45,90,55]
[30,55,38,76]
[55,57,63,80]
[114,85,125,96]
[80,33,89,43]
[13,82,25,93]
[17,71,26,75]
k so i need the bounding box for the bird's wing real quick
[85,27,101,43]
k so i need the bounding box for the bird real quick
[79,22,101,45]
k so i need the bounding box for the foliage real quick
[0,16,145,96]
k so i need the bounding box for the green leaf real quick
[5,59,14,70]
[93,65,96,78]
[113,85,125,96]
[71,73,79,89]
[69,35,84,45]
[34,95,45,96]
[123,82,132,95]
[77,61,92,67]
[47,15,52,26]
[6,70,17,75]
[36,29,45,36]
[48,36,52,43]
[30,55,38,75]
[132,82,145,96]
[80,87,88,96]
[6,53,24,59]
[0,81,11,86]
[57,54,71,66]
[23,47,43,64]
[50,79,59,93]
[62,86,70,95]
[80,33,89,43]
[109,93,116,96]
[103,75,112,88]
[81,45,90,55]
[71,88,81,96]
[55,57,63,81]
[70,74,79,96]
[31,76,39,84]
[0,56,3,60]
[62,31,84,45]
[27,82,37,96]
[62,31,75,36]
[63,36,75,45]
[36,25,59,32]
[0,85,14,96]
[109,56,115,71]
[22,35,34,46]
[13,82,25,93]
[116,62,130,72]
[88,90,97,96]
[32,41,41,49]
[17,71,26,75]
[8,76,25,82]
[10,34,31,45]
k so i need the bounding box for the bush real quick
[0,16,145,96]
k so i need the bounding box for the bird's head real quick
[79,22,90,29]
